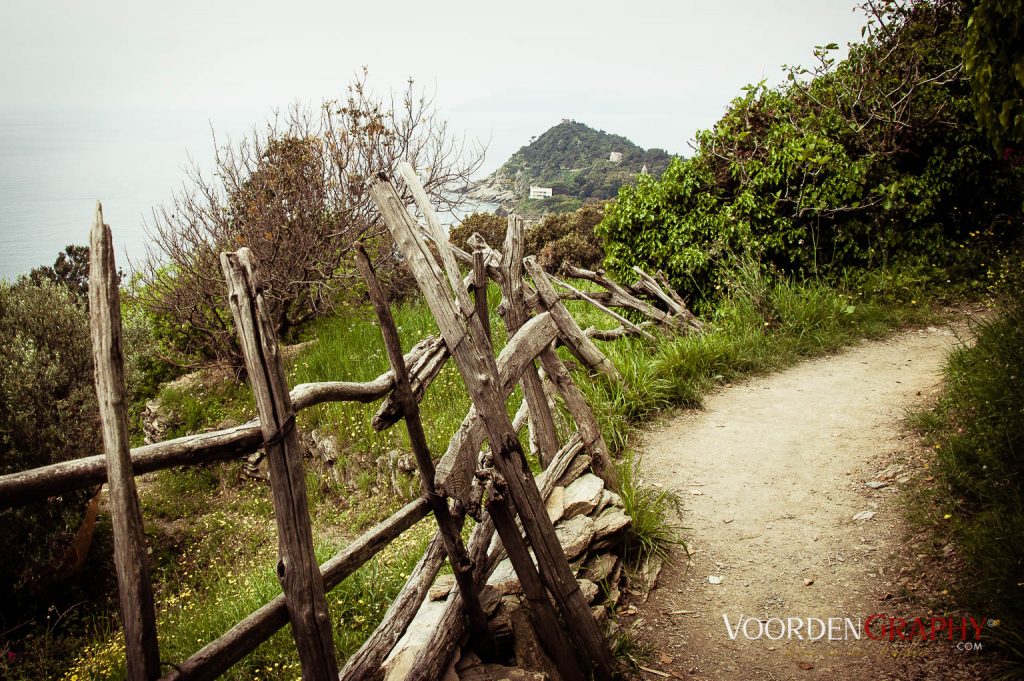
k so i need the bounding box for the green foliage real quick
[598,0,1023,310]
[525,204,606,272]
[447,212,507,253]
[449,205,606,272]
[0,280,100,609]
[964,0,1024,149]
[498,120,673,206]
[28,244,91,301]
[616,450,684,564]
[917,252,1024,670]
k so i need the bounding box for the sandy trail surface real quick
[627,325,985,680]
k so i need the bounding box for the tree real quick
[963,0,1024,152]
[29,244,90,300]
[0,280,100,606]
[598,0,1023,308]
[137,71,484,368]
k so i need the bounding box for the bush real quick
[0,280,100,608]
[449,205,606,273]
[598,0,1024,310]
[526,204,606,273]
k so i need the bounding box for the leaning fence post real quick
[352,242,496,659]
[88,203,161,681]
[498,217,562,467]
[220,248,338,680]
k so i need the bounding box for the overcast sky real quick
[2,0,867,165]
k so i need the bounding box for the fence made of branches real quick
[0,171,700,680]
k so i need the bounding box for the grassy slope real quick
[11,268,937,680]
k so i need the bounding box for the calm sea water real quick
[0,108,508,280]
[0,107,684,280]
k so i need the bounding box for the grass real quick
[908,254,1024,677]
[2,262,939,680]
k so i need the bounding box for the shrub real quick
[598,0,1024,310]
[0,280,100,608]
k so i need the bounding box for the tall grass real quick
[912,255,1024,676]
[20,265,935,680]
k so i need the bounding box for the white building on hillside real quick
[529,186,553,199]
[609,151,623,163]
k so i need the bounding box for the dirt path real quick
[626,324,983,680]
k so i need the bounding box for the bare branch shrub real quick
[135,70,483,368]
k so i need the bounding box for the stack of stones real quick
[382,467,633,681]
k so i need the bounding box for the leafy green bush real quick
[598,0,1023,310]
[0,280,100,605]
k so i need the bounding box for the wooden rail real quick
[3,185,700,679]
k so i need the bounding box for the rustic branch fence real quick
[0,176,700,680]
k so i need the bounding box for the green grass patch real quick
[911,255,1024,676]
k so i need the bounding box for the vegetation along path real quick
[627,323,983,680]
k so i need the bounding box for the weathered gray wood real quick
[484,478,585,681]
[338,531,447,681]
[1,343,442,507]
[163,497,430,681]
[89,204,161,681]
[372,336,449,431]
[498,218,561,469]
[631,265,702,333]
[473,249,492,345]
[220,248,337,680]
[408,433,585,680]
[397,161,476,320]
[0,421,263,507]
[433,311,560,506]
[524,257,620,381]
[353,242,495,657]
[585,322,656,341]
[371,176,615,680]
[537,347,619,491]
[549,273,656,341]
[561,264,672,324]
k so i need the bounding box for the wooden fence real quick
[0,168,700,680]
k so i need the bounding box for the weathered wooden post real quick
[220,248,338,680]
[352,242,495,658]
[374,168,616,680]
[496,218,561,467]
[89,203,161,681]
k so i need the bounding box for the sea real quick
[0,108,501,281]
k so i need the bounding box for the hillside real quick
[467,120,673,214]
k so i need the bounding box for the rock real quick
[875,464,904,480]
[591,604,609,624]
[460,664,546,681]
[562,473,604,518]
[595,489,622,515]
[593,507,631,540]
[511,607,563,681]
[557,454,592,488]
[396,452,417,473]
[852,510,876,521]
[545,486,565,523]
[628,554,664,603]
[578,578,600,604]
[554,515,595,560]
[864,480,888,489]
[430,574,455,601]
[579,552,618,583]
[488,559,522,595]
[382,592,449,680]
[708,575,723,585]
